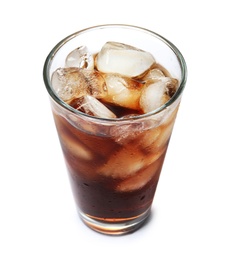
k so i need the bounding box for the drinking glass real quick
[43,24,187,235]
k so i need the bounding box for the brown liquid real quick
[52,101,177,221]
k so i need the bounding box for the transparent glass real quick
[43,24,187,235]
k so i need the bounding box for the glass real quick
[43,24,187,235]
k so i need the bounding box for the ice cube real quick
[140,81,168,113]
[60,132,93,160]
[142,68,165,82]
[98,146,146,179]
[153,120,175,149]
[116,154,163,192]
[102,73,143,110]
[140,77,177,113]
[110,122,145,144]
[51,67,107,102]
[162,104,179,126]
[65,46,94,69]
[138,128,161,152]
[96,42,155,77]
[71,95,116,119]
[165,77,178,97]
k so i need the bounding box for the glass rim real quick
[43,24,187,122]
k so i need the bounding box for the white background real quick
[1,0,228,259]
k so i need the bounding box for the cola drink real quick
[43,25,187,235]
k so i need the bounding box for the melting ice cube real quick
[142,68,166,82]
[60,131,93,160]
[102,73,143,110]
[116,151,164,192]
[71,95,117,119]
[98,146,146,179]
[96,42,155,77]
[140,77,178,113]
[51,67,107,102]
[65,46,94,69]
[153,121,175,149]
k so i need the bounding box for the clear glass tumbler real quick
[43,24,187,235]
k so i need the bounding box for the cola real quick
[52,46,178,225]
[43,25,187,235]
[53,104,176,215]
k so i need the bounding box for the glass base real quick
[78,208,151,235]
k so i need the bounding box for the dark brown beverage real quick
[43,25,187,235]
[50,59,179,226]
